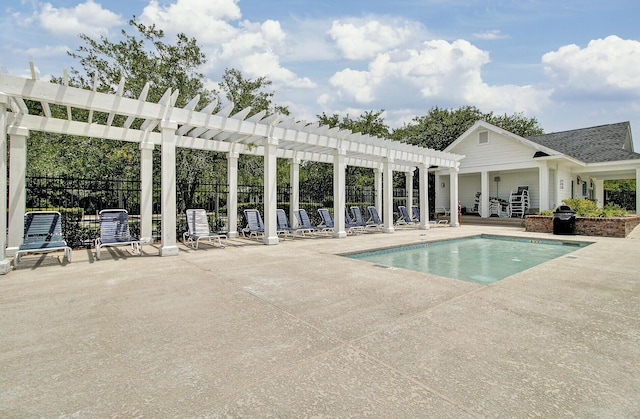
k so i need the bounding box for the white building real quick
[433,121,640,218]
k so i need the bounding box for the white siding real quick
[451,129,539,172]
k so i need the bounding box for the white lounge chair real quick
[95,209,141,260]
[183,208,227,249]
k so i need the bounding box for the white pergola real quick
[0,66,463,273]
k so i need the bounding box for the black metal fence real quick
[25,175,412,248]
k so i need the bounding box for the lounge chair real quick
[95,209,141,260]
[351,206,379,231]
[183,208,227,249]
[367,206,384,228]
[15,211,72,267]
[317,208,335,234]
[293,209,317,236]
[242,209,265,240]
[344,207,365,234]
[276,209,298,239]
[395,205,417,227]
[412,205,448,227]
[411,205,420,222]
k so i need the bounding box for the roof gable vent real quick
[478,131,489,145]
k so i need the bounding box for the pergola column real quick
[0,95,12,274]
[289,155,300,226]
[418,163,430,230]
[262,136,279,245]
[406,169,414,208]
[159,119,179,256]
[226,150,239,238]
[139,140,154,244]
[538,162,550,212]
[374,167,383,212]
[449,166,460,227]
[636,169,640,216]
[382,157,395,233]
[7,125,28,255]
[333,148,348,238]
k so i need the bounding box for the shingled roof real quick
[526,122,640,163]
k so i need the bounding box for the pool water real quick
[346,235,589,284]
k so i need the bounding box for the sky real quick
[2,0,640,148]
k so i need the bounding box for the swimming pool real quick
[345,235,590,284]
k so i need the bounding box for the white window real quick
[478,131,489,144]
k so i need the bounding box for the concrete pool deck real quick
[2,224,639,417]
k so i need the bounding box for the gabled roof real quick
[526,122,640,163]
[445,120,560,157]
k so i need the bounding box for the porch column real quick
[333,148,347,238]
[636,169,640,216]
[289,155,300,226]
[538,162,550,212]
[418,163,430,230]
[0,95,12,274]
[262,136,279,245]
[593,179,604,208]
[374,167,383,212]
[480,171,489,218]
[382,157,395,233]
[449,166,459,227]
[405,169,414,208]
[159,119,179,256]
[139,140,154,244]
[226,150,239,238]
[7,125,28,255]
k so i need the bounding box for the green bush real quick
[538,199,629,217]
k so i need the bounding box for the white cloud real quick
[37,0,124,37]
[328,18,425,60]
[140,0,241,44]
[473,29,508,40]
[542,35,640,98]
[139,0,313,90]
[326,37,552,118]
[329,39,489,103]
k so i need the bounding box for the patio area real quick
[2,224,639,417]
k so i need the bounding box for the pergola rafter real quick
[0,64,464,273]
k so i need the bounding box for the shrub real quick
[537,199,629,217]
[561,199,628,217]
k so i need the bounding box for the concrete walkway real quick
[2,224,639,417]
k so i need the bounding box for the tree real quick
[27,18,289,213]
[302,110,392,192]
[221,68,289,117]
[391,106,543,150]
[216,68,290,185]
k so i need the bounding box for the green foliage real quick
[66,18,212,106]
[317,110,390,138]
[306,110,392,190]
[604,179,636,191]
[561,199,628,217]
[221,68,289,117]
[391,105,543,150]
